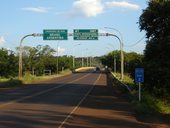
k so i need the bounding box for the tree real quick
[16,45,56,75]
[101,50,143,78]
[0,48,18,77]
[139,0,170,96]
[124,52,143,78]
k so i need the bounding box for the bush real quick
[0,79,22,88]
[113,73,170,114]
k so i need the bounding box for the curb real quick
[110,72,132,92]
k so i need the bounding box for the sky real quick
[0,0,148,57]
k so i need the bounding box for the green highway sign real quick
[74,29,98,40]
[43,29,68,40]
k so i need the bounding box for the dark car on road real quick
[95,67,100,72]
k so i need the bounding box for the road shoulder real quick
[62,73,150,128]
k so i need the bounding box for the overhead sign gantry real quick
[43,29,98,40]
[19,29,124,81]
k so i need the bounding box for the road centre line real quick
[58,73,102,128]
[45,73,80,83]
[0,73,92,108]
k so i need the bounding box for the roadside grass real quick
[0,78,22,89]
[113,72,134,86]
[0,69,72,88]
[23,69,72,84]
[112,72,170,114]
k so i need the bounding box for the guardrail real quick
[75,67,95,72]
[108,71,132,92]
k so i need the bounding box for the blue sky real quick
[0,0,148,57]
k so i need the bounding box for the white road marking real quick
[0,73,91,108]
[58,73,102,128]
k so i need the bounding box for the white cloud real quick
[22,7,49,13]
[106,1,140,10]
[0,36,5,44]
[70,0,104,17]
[57,0,140,18]
[56,47,66,55]
[99,29,108,33]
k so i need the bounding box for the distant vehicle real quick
[95,67,100,72]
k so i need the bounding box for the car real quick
[95,67,100,72]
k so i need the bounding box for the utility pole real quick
[73,44,80,70]
[87,57,89,67]
[114,55,116,73]
[82,51,84,67]
[90,57,92,67]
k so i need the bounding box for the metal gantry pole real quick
[73,44,80,70]
[104,27,124,81]
[56,41,60,75]
[106,33,124,81]
[18,33,42,80]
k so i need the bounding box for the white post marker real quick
[139,82,141,101]
[135,68,144,102]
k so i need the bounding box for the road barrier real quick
[74,67,95,72]
[107,70,132,92]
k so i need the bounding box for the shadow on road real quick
[0,72,169,128]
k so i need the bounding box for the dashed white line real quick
[0,73,91,108]
[58,73,102,128]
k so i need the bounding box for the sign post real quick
[135,68,144,101]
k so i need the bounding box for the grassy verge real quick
[23,69,72,84]
[0,69,72,88]
[112,72,170,114]
[0,78,22,89]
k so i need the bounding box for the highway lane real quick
[0,72,101,128]
[0,73,90,104]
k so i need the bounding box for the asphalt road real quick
[0,71,169,128]
[0,72,101,128]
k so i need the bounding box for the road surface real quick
[0,71,169,128]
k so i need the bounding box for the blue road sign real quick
[135,68,144,83]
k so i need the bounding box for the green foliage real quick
[58,56,73,71]
[0,48,18,77]
[101,51,143,78]
[16,45,73,76]
[0,79,22,88]
[6,79,22,87]
[101,50,121,71]
[139,0,170,97]
[132,92,170,114]
[113,72,134,84]
[133,92,160,114]
[124,52,144,78]
[0,44,101,78]
[22,69,72,84]
[115,73,170,114]
[139,0,170,38]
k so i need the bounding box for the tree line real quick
[0,45,101,78]
[100,50,143,78]
[139,0,170,97]
[101,0,170,98]
[0,45,72,77]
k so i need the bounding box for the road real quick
[0,71,168,128]
[0,71,101,128]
